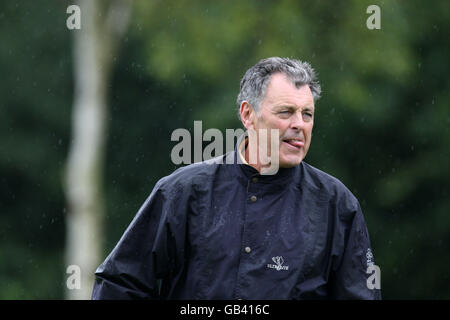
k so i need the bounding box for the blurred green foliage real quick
[0,0,449,299]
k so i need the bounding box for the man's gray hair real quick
[236,57,321,119]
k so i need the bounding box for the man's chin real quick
[278,156,304,168]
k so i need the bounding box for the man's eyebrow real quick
[274,105,315,111]
[274,105,298,110]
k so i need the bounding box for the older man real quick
[92,57,381,300]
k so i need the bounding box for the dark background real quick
[0,0,449,299]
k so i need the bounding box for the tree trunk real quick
[64,0,130,300]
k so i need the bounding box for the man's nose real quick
[290,111,305,131]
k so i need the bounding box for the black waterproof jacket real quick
[92,148,381,300]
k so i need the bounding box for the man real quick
[92,57,381,299]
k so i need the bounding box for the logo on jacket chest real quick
[267,256,289,271]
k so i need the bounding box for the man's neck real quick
[241,137,272,173]
[244,142,262,172]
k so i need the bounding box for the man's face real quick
[244,73,315,168]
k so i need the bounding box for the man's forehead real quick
[264,73,314,108]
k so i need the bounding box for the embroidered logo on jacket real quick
[366,248,374,266]
[267,256,289,271]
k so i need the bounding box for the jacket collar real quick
[232,132,300,186]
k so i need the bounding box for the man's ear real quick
[240,101,255,130]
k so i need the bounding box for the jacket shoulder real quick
[300,162,359,208]
[158,155,226,190]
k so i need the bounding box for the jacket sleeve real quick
[92,179,186,299]
[330,200,382,300]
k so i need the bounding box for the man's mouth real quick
[282,138,304,149]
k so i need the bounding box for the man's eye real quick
[302,112,313,121]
